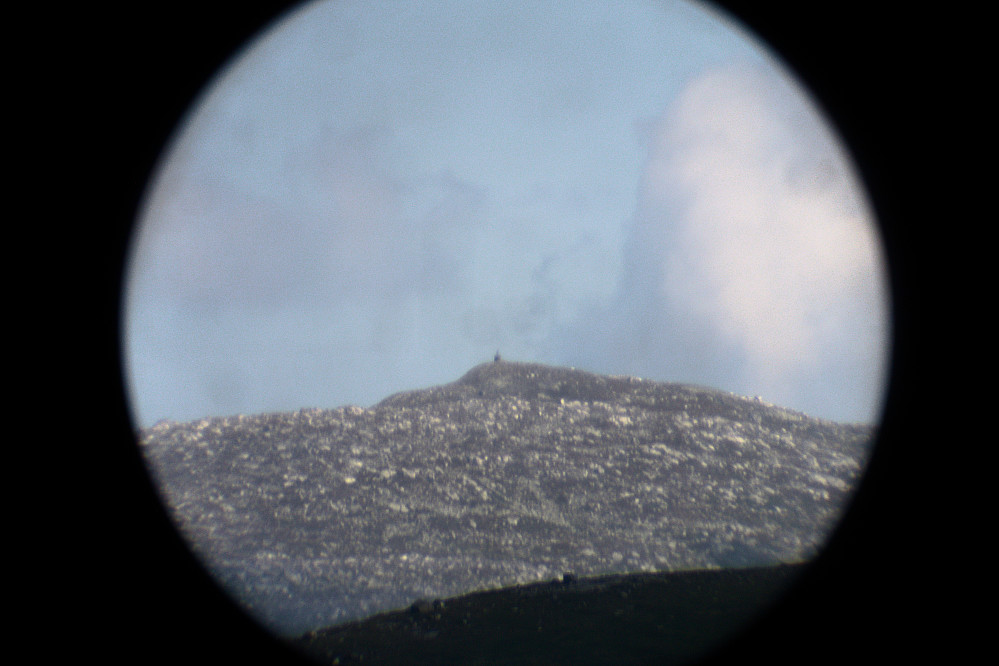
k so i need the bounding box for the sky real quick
[123,0,891,429]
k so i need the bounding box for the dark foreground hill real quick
[291,562,804,666]
[137,361,874,644]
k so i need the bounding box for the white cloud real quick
[636,61,889,416]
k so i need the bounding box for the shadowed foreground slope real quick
[292,563,804,665]
[138,361,874,637]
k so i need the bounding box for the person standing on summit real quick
[494,350,501,362]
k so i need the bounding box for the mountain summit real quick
[138,362,874,635]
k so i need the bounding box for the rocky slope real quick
[137,361,874,636]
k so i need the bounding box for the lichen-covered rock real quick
[137,361,874,635]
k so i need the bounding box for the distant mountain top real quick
[377,361,652,407]
[138,361,875,636]
[379,361,854,430]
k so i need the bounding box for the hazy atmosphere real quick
[123,0,890,429]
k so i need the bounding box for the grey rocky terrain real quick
[137,361,874,636]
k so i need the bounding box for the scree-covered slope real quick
[138,361,874,635]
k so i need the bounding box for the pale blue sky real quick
[123,0,890,428]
